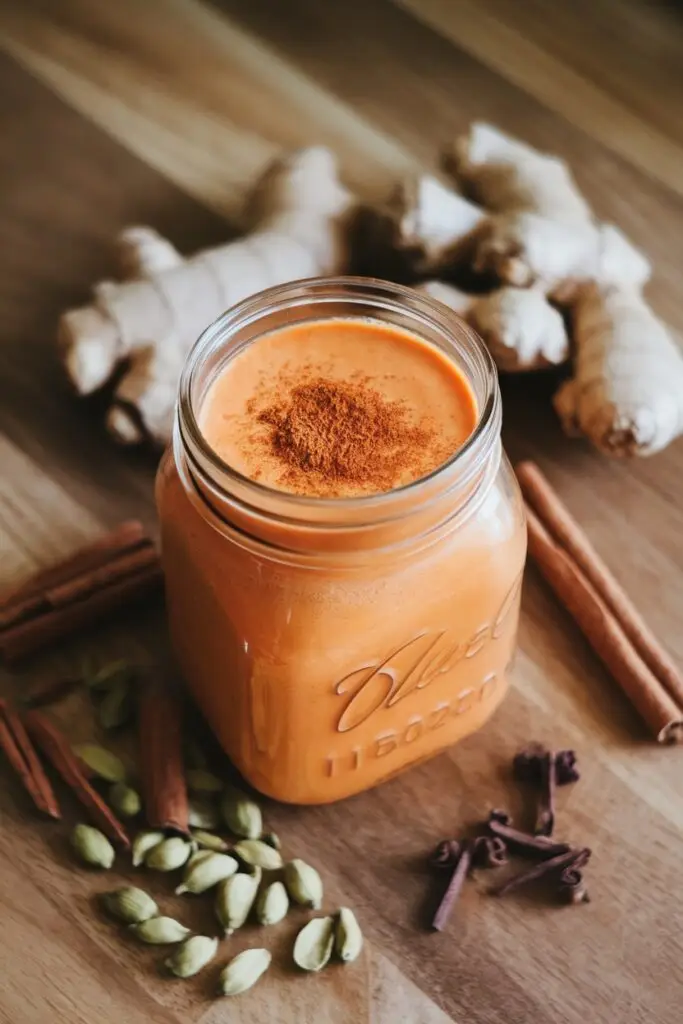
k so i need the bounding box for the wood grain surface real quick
[0,1,682,1022]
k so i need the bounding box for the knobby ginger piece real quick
[446,122,651,295]
[391,176,486,270]
[418,281,569,373]
[445,122,592,225]
[58,147,355,446]
[554,285,683,456]
[474,213,651,293]
[116,227,184,278]
[471,286,569,373]
[355,175,486,278]
[416,281,474,317]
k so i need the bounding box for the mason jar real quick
[156,278,526,804]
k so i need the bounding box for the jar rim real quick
[177,276,501,527]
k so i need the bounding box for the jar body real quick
[156,446,525,803]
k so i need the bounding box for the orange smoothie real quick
[157,283,526,804]
[200,319,478,497]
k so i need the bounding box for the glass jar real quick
[156,278,526,804]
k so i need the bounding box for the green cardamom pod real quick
[145,837,193,872]
[191,829,230,853]
[175,852,238,895]
[71,824,115,869]
[234,840,283,871]
[84,658,133,692]
[165,935,218,978]
[130,916,190,944]
[131,829,165,867]
[219,948,271,997]
[108,781,141,819]
[187,796,220,831]
[73,743,127,783]
[186,768,223,793]
[70,823,114,872]
[220,787,262,840]
[255,881,289,926]
[262,832,281,851]
[97,678,133,731]
[293,917,335,972]
[186,848,215,870]
[335,907,363,962]
[100,886,158,924]
[214,872,259,935]
[284,858,323,909]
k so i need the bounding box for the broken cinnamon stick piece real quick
[22,711,130,848]
[537,749,556,837]
[558,859,590,904]
[137,678,189,837]
[472,835,509,869]
[431,839,473,932]
[486,810,571,858]
[493,847,591,897]
[513,745,579,836]
[517,461,683,710]
[0,700,61,818]
[525,504,683,744]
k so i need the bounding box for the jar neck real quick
[175,277,502,558]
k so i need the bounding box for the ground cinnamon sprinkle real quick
[256,376,439,494]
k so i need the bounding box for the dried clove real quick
[430,839,473,932]
[486,810,570,859]
[492,847,591,897]
[513,744,579,836]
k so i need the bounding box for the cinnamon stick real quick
[517,461,683,709]
[0,520,146,613]
[23,677,83,711]
[0,543,158,631]
[0,700,60,818]
[0,563,163,664]
[23,710,130,848]
[137,678,189,836]
[525,504,683,743]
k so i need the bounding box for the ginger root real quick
[418,281,569,373]
[384,175,485,272]
[445,122,592,225]
[554,285,683,456]
[403,125,681,457]
[352,174,486,280]
[445,123,651,295]
[58,146,355,446]
[473,215,651,293]
[116,227,183,278]
[57,122,680,459]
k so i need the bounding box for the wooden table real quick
[1,2,682,1022]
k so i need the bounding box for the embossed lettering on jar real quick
[156,278,526,803]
